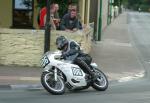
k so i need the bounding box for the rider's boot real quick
[90,72,99,82]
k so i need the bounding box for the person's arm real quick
[60,16,67,30]
[44,15,46,26]
[63,41,80,57]
[50,17,56,30]
[78,21,83,30]
[44,15,56,30]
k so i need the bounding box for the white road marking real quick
[118,71,145,82]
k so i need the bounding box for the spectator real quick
[39,4,56,30]
[65,3,77,14]
[54,3,60,19]
[68,4,72,13]
[60,9,82,32]
[70,4,77,11]
[54,3,60,30]
[39,7,46,29]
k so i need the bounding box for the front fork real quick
[54,67,58,81]
[43,66,58,81]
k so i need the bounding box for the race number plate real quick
[72,67,83,76]
[41,56,50,68]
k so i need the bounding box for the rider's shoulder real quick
[69,40,79,45]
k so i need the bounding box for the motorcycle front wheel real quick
[41,72,65,95]
[91,68,108,91]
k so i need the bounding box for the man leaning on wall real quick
[60,4,82,32]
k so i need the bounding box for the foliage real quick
[36,0,46,8]
[22,0,32,9]
[113,0,121,6]
[128,0,150,11]
[140,4,150,12]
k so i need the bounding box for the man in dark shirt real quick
[60,9,82,32]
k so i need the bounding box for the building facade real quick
[0,0,110,66]
[0,0,38,29]
[0,0,109,40]
[80,0,109,40]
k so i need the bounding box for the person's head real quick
[68,4,77,13]
[70,9,77,18]
[71,4,77,11]
[50,4,56,14]
[68,4,72,12]
[54,4,59,11]
[56,36,68,50]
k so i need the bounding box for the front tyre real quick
[41,72,65,95]
[91,68,108,91]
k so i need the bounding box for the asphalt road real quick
[0,79,150,103]
[1,12,150,103]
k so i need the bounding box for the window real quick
[12,0,34,29]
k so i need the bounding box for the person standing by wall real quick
[54,3,60,19]
[39,4,56,30]
[39,6,46,29]
[54,3,60,30]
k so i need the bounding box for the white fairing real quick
[41,51,87,89]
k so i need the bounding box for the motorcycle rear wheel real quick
[91,68,108,91]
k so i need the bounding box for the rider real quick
[56,36,97,80]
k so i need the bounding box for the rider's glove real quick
[61,54,67,59]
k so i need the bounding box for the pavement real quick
[0,12,145,90]
[0,66,42,89]
[91,12,144,82]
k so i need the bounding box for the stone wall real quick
[0,27,93,67]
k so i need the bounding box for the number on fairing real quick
[41,56,50,67]
[72,67,83,76]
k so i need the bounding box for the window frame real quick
[12,0,34,29]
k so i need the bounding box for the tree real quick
[128,0,150,11]
[22,0,32,9]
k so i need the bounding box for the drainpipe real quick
[107,0,112,25]
[44,0,51,53]
[107,0,110,25]
[98,0,102,41]
[119,0,122,13]
[110,0,112,24]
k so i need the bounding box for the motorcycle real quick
[41,51,108,95]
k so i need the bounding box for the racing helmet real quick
[56,36,68,50]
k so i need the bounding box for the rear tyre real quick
[91,68,108,91]
[41,72,65,95]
